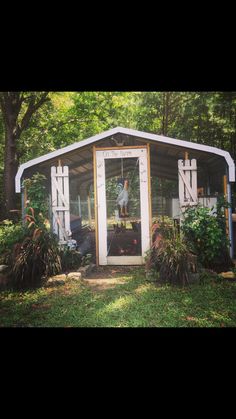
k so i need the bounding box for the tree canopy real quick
[0,91,235,218]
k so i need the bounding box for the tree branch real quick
[17,92,49,137]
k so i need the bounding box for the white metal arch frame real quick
[15,127,235,193]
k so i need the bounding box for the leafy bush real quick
[12,209,61,288]
[81,253,93,266]
[198,269,221,284]
[59,248,92,272]
[181,199,233,272]
[146,219,193,285]
[23,173,49,219]
[60,247,82,271]
[0,220,28,265]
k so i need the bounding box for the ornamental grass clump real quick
[146,218,193,286]
[12,208,61,288]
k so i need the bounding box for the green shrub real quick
[181,200,233,272]
[198,269,221,284]
[0,220,28,265]
[23,172,49,219]
[60,247,82,271]
[59,248,92,272]
[81,253,93,266]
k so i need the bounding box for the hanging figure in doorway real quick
[116,178,129,217]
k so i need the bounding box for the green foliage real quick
[0,220,28,265]
[23,173,49,219]
[181,201,233,272]
[19,92,140,163]
[146,219,192,285]
[60,248,82,271]
[12,208,61,288]
[198,269,222,284]
[81,253,93,266]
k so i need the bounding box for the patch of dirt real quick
[85,266,135,279]
[83,266,136,291]
[83,278,126,292]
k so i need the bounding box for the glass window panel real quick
[105,157,141,257]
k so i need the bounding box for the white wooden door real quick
[178,159,198,208]
[96,148,150,265]
[51,165,71,243]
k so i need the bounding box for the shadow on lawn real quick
[1,270,236,327]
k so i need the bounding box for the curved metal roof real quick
[15,126,235,192]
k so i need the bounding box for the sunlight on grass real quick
[1,270,236,327]
[102,295,134,312]
[135,284,152,294]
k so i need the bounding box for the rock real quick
[188,273,200,284]
[46,274,67,287]
[78,263,96,278]
[67,272,82,280]
[50,274,67,281]
[0,273,11,289]
[88,263,96,273]
[220,271,235,279]
[46,279,65,287]
[0,265,9,273]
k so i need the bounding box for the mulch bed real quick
[85,265,137,279]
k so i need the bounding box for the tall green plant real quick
[23,173,49,219]
[0,220,28,265]
[181,201,233,272]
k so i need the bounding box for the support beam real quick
[87,192,92,227]
[223,175,229,237]
[224,172,234,259]
[21,182,27,223]
[227,179,234,259]
[78,194,81,217]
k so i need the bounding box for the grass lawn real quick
[1,267,236,327]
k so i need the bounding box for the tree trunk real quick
[162,93,170,136]
[0,91,49,220]
[3,124,18,216]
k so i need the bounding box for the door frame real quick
[93,144,152,266]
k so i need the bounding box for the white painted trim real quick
[96,147,150,265]
[15,126,236,192]
[107,256,144,265]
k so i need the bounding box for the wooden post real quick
[48,193,52,231]
[21,184,27,223]
[147,143,152,245]
[24,185,27,208]
[22,184,28,223]
[93,146,99,266]
[227,181,234,258]
[223,174,229,237]
[184,151,189,160]
[78,194,81,217]
[87,192,92,227]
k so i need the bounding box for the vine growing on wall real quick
[23,173,49,220]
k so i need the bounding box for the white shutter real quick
[51,165,71,243]
[178,159,198,208]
